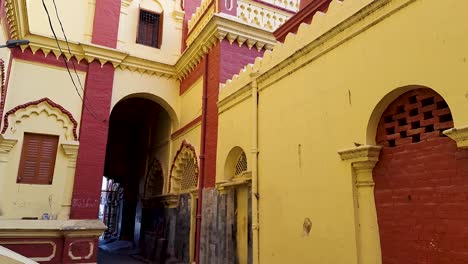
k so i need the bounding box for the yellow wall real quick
[27,0,92,44]
[217,0,468,263]
[118,0,183,64]
[180,77,202,127]
[111,69,180,127]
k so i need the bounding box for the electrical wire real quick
[41,0,103,122]
[51,0,84,91]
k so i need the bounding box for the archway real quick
[372,88,468,263]
[99,96,173,261]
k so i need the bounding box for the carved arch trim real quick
[168,140,199,193]
[1,98,79,140]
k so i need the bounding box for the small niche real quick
[397,105,405,114]
[439,113,453,123]
[386,127,395,135]
[400,131,407,138]
[408,95,417,104]
[412,134,421,143]
[411,121,420,129]
[436,101,448,110]
[384,115,393,123]
[423,111,433,120]
[421,97,434,107]
[425,124,434,132]
[398,118,407,126]
[388,139,396,147]
[409,109,418,117]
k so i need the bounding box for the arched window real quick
[169,141,199,193]
[234,151,247,177]
[144,158,164,198]
[224,146,248,180]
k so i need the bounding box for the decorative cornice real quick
[443,126,468,148]
[338,145,382,187]
[1,97,79,140]
[338,145,382,163]
[24,34,177,77]
[187,0,213,32]
[121,0,133,8]
[0,220,106,237]
[220,0,416,107]
[176,14,277,80]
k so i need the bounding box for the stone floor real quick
[97,250,146,264]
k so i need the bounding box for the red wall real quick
[374,89,468,264]
[71,0,120,219]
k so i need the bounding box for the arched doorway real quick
[99,96,173,260]
[373,88,468,263]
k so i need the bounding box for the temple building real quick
[0,0,468,263]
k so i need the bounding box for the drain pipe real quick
[250,72,260,264]
[195,53,209,264]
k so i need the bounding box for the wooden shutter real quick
[18,133,59,185]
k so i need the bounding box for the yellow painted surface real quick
[111,69,180,128]
[118,0,183,65]
[217,0,468,263]
[0,111,76,219]
[4,60,85,130]
[180,77,203,128]
[26,0,91,44]
[236,185,249,264]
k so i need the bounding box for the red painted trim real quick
[171,115,202,140]
[0,58,6,129]
[91,0,121,48]
[186,1,214,40]
[252,0,296,14]
[195,54,208,264]
[180,56,205,95]
[167,140,199,193]
[1,97,79,140]
[273,0,332,42]
[11,47,89,72]
[70,62,114,220]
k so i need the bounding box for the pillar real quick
[58,141,80,220]
[338,145,382,264]
[0,135,17,216]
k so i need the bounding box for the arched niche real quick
[168,140,199,193]
[1,98,79,141]
[366,85,452,145]
[224,146,248,181]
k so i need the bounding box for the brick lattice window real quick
[234,152,247,176]
[137,10,162,48]
[180,155,198,191]
[18,133,59,185]
[377,89,453,147]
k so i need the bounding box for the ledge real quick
[443,126,468,148]
[337,145,382,163]
[0,220,106,237]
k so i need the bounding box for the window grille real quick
[137,10,162,48]
[234,152,247,176]
[180,155,198,191]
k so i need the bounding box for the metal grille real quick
[138,10,160,48]
[180,156,198,191]
[234,152,247,176]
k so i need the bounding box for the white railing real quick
[258,0,300,12]
[187,0,212,32]
[237,0,292,31]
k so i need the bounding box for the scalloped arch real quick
[168,140,199,193]
[1,98,79,140]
